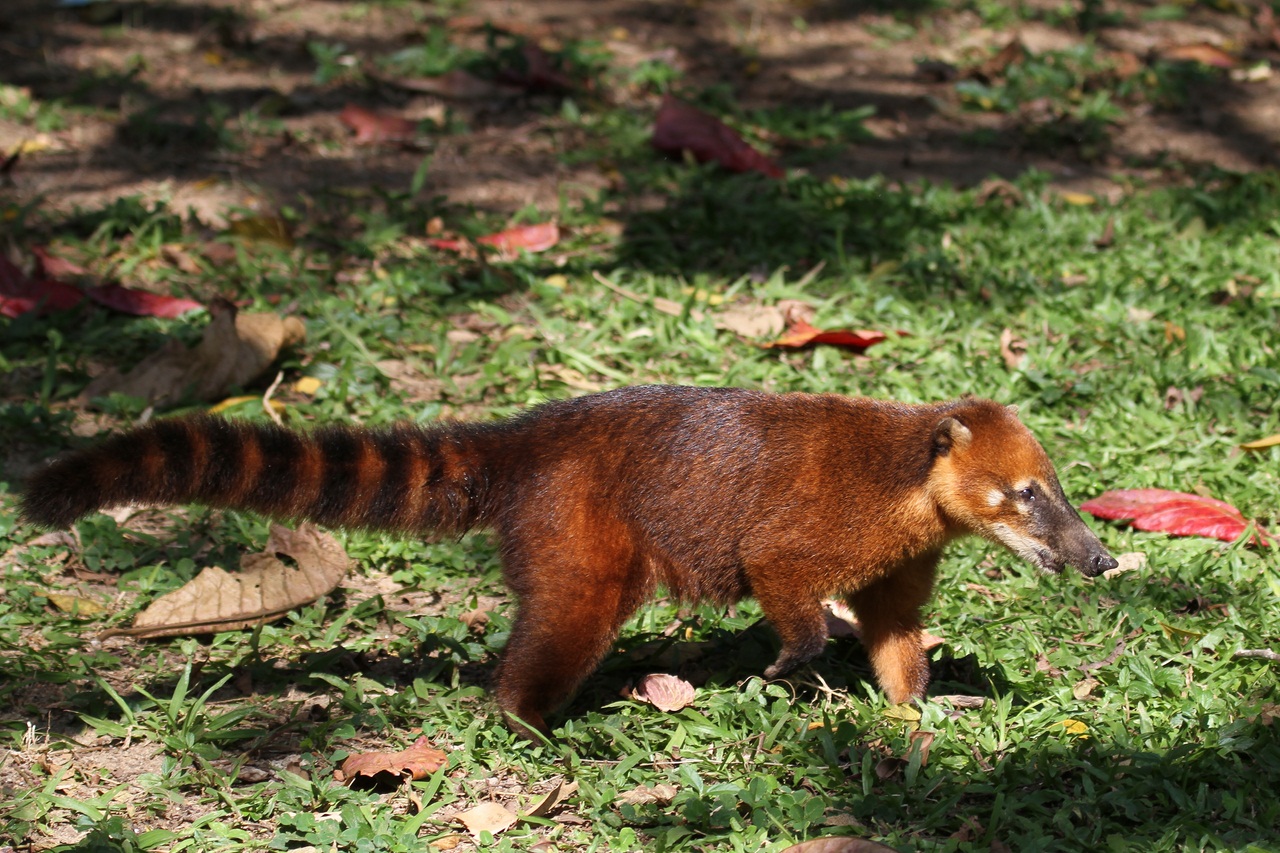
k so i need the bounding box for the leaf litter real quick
[102,524,351,639]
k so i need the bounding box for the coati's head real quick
[928,401,1118,578]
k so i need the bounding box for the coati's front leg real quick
[752,579,830,680]
[846,552,941,704]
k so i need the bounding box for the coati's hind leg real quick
[845,552,941,704]
[492,531,647,738]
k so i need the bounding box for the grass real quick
[3,8,1280,853]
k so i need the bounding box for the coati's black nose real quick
[1087,552,1119,578]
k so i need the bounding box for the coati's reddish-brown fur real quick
[21,385,1116,736]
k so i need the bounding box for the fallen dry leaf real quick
[339,103,418,144]
[615,783,678,807]
[1103,551,1146,580]
[767,318,889,351]
[524,779,579,818]
[1072,677,1100,700]
[498,40,577,92]
[999,328,1027,369]
[1081,488,1271,546]
[46,592,108,617]
[81,300,305,407]
[85,282,202,319]
[477,222,560,253]
[455,801,519,839]
[652,95,783,178]
[1159,43,1238,68]
[716,299,814,339]
[0,253,85,317]
[102,524,350,639]
[227,215,293,248]
[334,735,448,784]
[629,673,695,712]
[908,730,935,766]
[1241,433,1280,451]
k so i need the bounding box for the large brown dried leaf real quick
[334,735,448,784]
[81,301,305,407]
[103,524,350,639]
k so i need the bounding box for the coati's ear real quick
[1006,403,1020,417]
[932,417,972,456]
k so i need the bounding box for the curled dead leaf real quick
[629,673,695,712]
[1072,677,1100,700]
[999,328,1028,370]
[81,301,305,408]
[103,524,350,639]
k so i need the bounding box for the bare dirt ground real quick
[3,0,1280,229]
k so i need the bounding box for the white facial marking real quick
[990,523,1052,573]
[987,488,1005,508]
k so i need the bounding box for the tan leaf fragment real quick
[81,301,305,407]
[615,783,678,806]
[455,801,518,839]
[334,735,448,784]
[630,673,695,712]
[1073,677,1100,700]
[999,328,1028,370]
[103,524,350,639]
[524,779,579,818]
[1103,551,1146,580]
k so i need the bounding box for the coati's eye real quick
[1017,486,1036,503]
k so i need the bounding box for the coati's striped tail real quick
[20,416,504,533]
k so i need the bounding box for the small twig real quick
[1234,649,1280,663]
[592,270,705,322]
[262,370,285,427]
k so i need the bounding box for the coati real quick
[21,385,1117,736]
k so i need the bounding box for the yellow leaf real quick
[543,274,569,290]
[209,396,285,414]
[1241,433,1280,451]
[1060,719,1088,736]
[47,593,108,617]
[227,216,293,248]
[882,703,921,722]
[1060,191,1096,206]
[292,376,323,395]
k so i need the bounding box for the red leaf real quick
[0,254,84,317]
[85,283,203,318]
[767,318,888,350]
[1081,489,1271,545]
[652,96,783,179]
[339,104,417,144]
[31,245,89,278]
[477,221,560,252]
